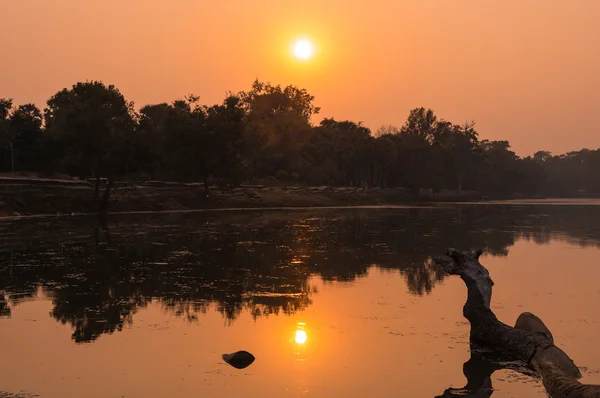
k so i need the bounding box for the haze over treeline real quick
[1,80,599,209]
[4,1,600,156]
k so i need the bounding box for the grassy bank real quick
[0,176,487,217]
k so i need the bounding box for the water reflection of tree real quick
[0,294,10,317]
[1,205,600,342]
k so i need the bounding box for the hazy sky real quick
[2,0,599,155]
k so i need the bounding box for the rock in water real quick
[222,351,255,369]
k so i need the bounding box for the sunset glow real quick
[292,39,314,60]
[2,2,600,397]
[3,1,600,154]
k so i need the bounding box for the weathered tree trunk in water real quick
[434,249,600,398]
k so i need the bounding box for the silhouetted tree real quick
[0,98,15,172]
[9,103,44,171]
[138,94,246,194]
[205,95,247,185]
[137,102,177,178]
[303,119,373,186]
[44,81,136,212]
[241,80,320,178]
[432,121,481,192]
[0,100,44,173]
[478,140,521,196]
[401,107,439,142]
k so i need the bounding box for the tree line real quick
[1,80,599,211]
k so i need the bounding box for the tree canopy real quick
[1,79,599,206]
[44,81,136,211]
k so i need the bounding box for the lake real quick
[1,203,600,397]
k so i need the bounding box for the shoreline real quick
[1,178,598,219]
[0,178,474,217]
[0,204,430,222]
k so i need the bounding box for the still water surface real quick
[1,204,600,397]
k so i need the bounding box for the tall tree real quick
[205,95,247,185]
[303,119,372,186]
[396,108,442,194]
[479,140,521,196]
[371,133,402,188]
[137,103,174,177]
[139,94,247,194]
[9,103,44,171]
[240,80,320,178]
[401,107,439,142]
[45,81,136,212]
[433,121,480,192]
[0,98,15,172]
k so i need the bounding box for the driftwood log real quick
[435,248,600,398]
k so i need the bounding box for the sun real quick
[293,39,314,60]
[295,330,307,344]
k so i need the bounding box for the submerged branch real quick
[435,248,600,398]
[436,344,537,398]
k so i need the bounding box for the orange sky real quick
[2,0,599,155]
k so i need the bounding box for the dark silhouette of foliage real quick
[8,103,44,171]
[0,98,14,172]
[1,80,600,202]
[240,80,319,178]
[0,99,44,173]
[302,119,373,186]
[138,94,246,194]
[43,82,136,212]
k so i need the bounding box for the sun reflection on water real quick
[295,329,307,344]
[295,322,307,345]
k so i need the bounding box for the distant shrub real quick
[290,172,301,181]
[275,170,289,180]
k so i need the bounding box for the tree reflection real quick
[1,205,600,342]
[0,294,10,317]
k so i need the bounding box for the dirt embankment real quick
[0,177,482,217]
